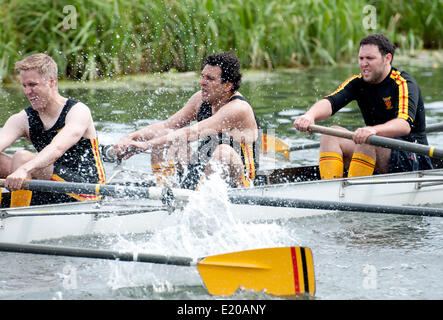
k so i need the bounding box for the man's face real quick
[358,44,391,84]
[20,70,53,111]
[200,65,231,104]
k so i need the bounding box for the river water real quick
[0,64,442,301]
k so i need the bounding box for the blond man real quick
[0,53,105,206]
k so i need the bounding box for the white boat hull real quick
[1,168,443,243]
[0,199,324,243]
[232,168,443,207]
[0,200,170,243]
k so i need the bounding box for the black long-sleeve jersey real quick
[325,67,429,145]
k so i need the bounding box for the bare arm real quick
[131,99,257,153]
[293,99,333,132]
[0,111,29,153]
[114,91,202,158]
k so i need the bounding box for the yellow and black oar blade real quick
[261,134,290,160]
[197,246,315,297]
[0,243,315,297]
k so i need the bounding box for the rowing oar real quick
[0,242,315,297]
[308,124,443,159]
[3,179,443,217]
[228,195,443,217]
[271,122,443,156]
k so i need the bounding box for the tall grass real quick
[0,0,441,82]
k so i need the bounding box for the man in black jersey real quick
[114,52,259,189]
[294,34,432,179]
[0,53,105,206]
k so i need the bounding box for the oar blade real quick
[261,134,290,160]
[197,246,315,297]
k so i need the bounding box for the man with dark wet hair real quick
[114,52,259,189]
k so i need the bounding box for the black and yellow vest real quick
[22,99,106,205]
[180,95,260,189]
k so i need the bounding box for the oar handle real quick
[308,124,354,140]
[100,144,151,163]
[101,144,121,163]
[308,124,443,159]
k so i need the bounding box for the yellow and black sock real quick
[348,153,375,177]
[151,161,176,186]
[10,190,32,207]
[319,152,344,180]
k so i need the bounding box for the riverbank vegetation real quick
[1,0,441,82]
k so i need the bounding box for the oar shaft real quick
[0,242,194,266]
[24,180,151,198]
[228,195,443,217]
[309,124,443,159]
[426,123,443,133]
[289,142,320,152]
[0,179,194,202]
[368,135,443,158]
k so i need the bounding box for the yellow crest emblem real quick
[383,96,392,109]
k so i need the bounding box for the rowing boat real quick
[1,160,443,243]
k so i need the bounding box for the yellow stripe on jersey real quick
[241,143,255,181]
[325,74,362,97]
[90,138,106,184]
[390,70,411,122]
[238,143,256,187]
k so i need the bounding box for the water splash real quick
[147,171,294,256]
[107,169,297,291]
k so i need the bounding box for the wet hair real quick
[14,53,58,81]
[360,34,395,64]
[204,52,242,92]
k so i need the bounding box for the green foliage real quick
[0,0,441,82]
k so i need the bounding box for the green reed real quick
[0,0,441,82]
